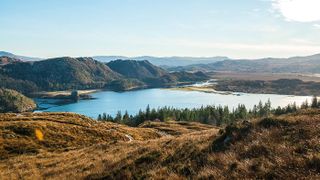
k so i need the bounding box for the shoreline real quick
[33,89,101,111]
[31,89,101,98]
[168,79,320,97]
[168,86,236,95]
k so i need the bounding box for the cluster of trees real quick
[0,74,39,95]
[98,96,320,127]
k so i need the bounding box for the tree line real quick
[97,96,320,127]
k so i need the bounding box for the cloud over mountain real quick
[272,0,320,22]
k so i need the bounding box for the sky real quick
[0,0,320,59]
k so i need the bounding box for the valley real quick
[3,0,320,178]
[0,52,320,180]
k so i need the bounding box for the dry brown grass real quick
[1,110,320,179]
[139,120,216,135]
[0,112,164,160]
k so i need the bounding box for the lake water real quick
[35,88,312,119]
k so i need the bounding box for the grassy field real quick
[1,110,320,179]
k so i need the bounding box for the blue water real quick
[35,88,312,119]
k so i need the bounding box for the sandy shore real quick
[32,89,100,98]
[169,86,234,95]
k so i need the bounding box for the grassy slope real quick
[0,113,164,160]
[0,88,36,113]
[1,110,320,179]
[0,57,121,91]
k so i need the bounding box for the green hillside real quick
[0,88,36,113]
[0,57,121,91]
[107,59,209,88]
[0,57,209,93]
[107,60,166,80]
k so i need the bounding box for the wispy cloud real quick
[272,0,320,22]
[161,38,320,58]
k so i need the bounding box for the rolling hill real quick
[1,109,320,179]
[4,51,320,74]
[107,60,210,88]
[0,57,122,92]
[0,88,36,113]
[107,60,166,80]
[94,55,229,66]
[0,57,209,93]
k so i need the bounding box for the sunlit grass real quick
[1,109,320,179]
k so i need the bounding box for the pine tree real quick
[264,99,272,117]
[292,102,297,112]
[122,110,130,124]
[301,100,309,109]
[274,106,283,115]
[102,113,107,121]
[252,105,258,117]
[146,105,151,120]
[97,114,102,121]
[115,111,122,123]
[311,96,318,108]
[106,114,114,122]
[257,100,264,117]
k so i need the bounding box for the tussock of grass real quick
[1,109,320,179]
[258,117,290,128]
[139,120,216,135]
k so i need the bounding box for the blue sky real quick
[0,0,320,58]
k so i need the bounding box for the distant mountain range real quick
[0,51,41,61]
[94,56,229,66]
[2,51,320,73]
[0,51,229,66]
[168,54,320,73]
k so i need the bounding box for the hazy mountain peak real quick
[0,51,41,61]
[0,51,15,56]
